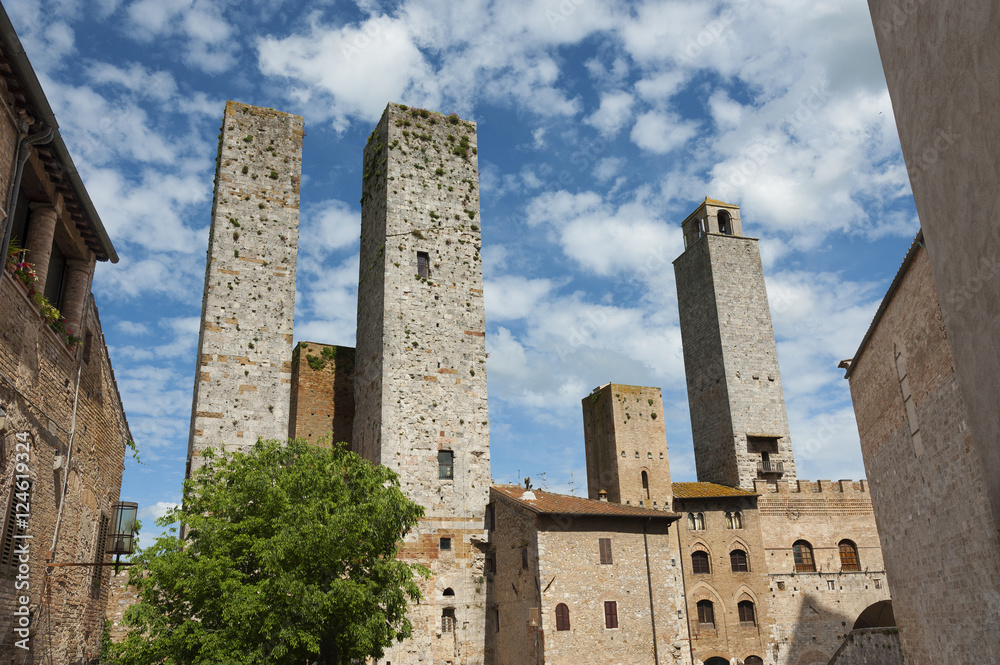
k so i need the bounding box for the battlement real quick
[754,479,870,495]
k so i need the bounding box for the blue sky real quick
[8,0,918,544]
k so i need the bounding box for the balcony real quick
[757,460,784,475]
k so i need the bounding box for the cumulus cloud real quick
[584,91,635,136]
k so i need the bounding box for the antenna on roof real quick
[568,470,575,496]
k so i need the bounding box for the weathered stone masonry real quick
[354,103,490,665]
[187,102,303,472]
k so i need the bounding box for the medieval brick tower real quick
[354,103,491,665]
[186,102,303,474]
[581,383,673,508]
[672,198,796,490]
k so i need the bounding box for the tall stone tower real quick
[186,102,303,475]
[354,103,490,665]
[582,383,673,508]
[673,198,796,490]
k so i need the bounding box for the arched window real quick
[687,512,705,530]
[726,510,743,529]
[443,587,455,596]
[641,471,650,499]
[692,551,711,574]
[730,549,749,572]
[555,603,570,631]
[738,600,756,626]
[696,600,715,627]
[793,540,816,572]
[718,210,732,234]
[745,657,764,665]
[839,540,861,571]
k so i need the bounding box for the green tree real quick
[108,439,426,665]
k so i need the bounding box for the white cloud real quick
[126,0,237,73]
[584,91,635,136]
[484,276,553,320]
[630,110,699,155]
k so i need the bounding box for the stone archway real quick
[853,600,895,629]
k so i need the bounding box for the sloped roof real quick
[671,482,758,499]
[703,196,739,209]
[491,485,678,519]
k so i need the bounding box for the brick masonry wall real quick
[186,102,303,473]
[1,274,130,664]
[674,496,773,665]
[354,103,490,665]
[847,247,1000,664]
[287,342,355,447]
[487,493,540,665]
[582,384,673,508]
[674,230,796,490]
[755,481,889,665]
[827,628,903,665]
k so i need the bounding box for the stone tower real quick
[582,383,673,508]
[354,103,490,665]
[672,198,796,490]
[186,101,303,475]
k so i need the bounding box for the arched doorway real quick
[705,658,729,665]
[853,600,895,629]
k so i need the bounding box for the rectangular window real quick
[521,547,529,569]
[1,479,32,574]
[417,251,430,278]
[599,538,613,565]
[92,513,110,588]
[438,450,453,479]
[44,240,67,308]
[604,601,618,629]
[486,503,495,531]
[485,553,495,573]
[439,537,451,550]
[442,608,456,633]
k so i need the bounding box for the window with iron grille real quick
[839,540,860,571]
[438,450,453,479]
[792,540,815,572]
[417,251,430,278]
[691,551,710,574]
[738,600,756,626]
[730,549,749,572]
[697,600,714,627]
[555,603,570,631]
[599,538,613,565]
[1,479,32,574]
[92,513,110,588]
[442,608,456,633]
[603,601,618,629]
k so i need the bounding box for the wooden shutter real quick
[604,601,618,629]
[599,538,612,565]
[555,603,570,631]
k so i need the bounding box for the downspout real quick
[0,125,54,262]
[49,271,94,559]
[644,518,661,665]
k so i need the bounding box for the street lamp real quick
[108,502,138,573]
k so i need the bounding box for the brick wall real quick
[187,102,303,473]
[354,103,490,665]
[846,246,1000,664]
[287,342,355,447]
[1,276,130,664]
[674,495,772,665]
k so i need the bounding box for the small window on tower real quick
[440,537,452,550]
[438,450,453,479]
[417,251,430,278]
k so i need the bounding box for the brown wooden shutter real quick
[599,538,612,564]
[604,601,618,628]
[556,603,570,631]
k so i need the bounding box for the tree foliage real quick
[108,439,426,665]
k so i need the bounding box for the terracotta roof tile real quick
[671,482,758,499]
[491,485,678,518]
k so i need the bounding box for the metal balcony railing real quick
[757,460,784,474]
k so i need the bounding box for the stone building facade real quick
[488,485,690,665]
[185,101,303,475]
[0,8,131,663]
[674,199,796,490]
[843,235,1000,663]
[353,103,491,665]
